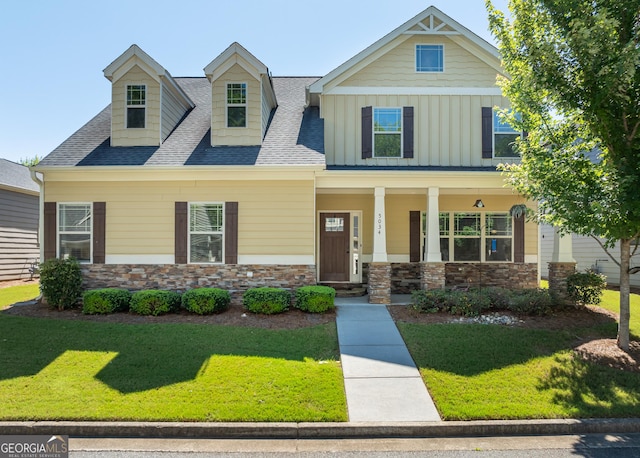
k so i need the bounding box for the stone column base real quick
[548,262,577,304]
[368,262,391,304]
[420,262,445,290]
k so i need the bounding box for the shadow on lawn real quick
[0,316,338,393]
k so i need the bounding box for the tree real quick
[19,155,42,167]
[486,0,640,350]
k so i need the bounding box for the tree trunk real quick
[617,238,631,351]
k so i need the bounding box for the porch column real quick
[425,187,441,262]
[549,226,577,304]
[372,187,388,262]
[421,186,446,290]
[552,226,575,263]
[369,186,390,303]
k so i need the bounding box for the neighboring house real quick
[34,6,539,303]
[0,159,39,281]
[540,225,640,288]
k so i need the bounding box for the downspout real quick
[30,169,44,300]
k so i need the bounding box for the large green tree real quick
[486,0,640,349]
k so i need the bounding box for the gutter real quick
[29,169,44,300]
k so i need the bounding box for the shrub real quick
[243,287,291,315]
[39,257,83,310]
[181,288,230,315]
[130,290,181,316]
[83,288,131,314]
[411,289,452,313]
[294,286,336,313]
[567,270,607,306]
[506,288,554,316]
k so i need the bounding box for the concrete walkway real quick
[335,295,441,422]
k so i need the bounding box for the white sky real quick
[0,0,510,164]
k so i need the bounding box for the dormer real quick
[204,43,277,147]
[103,45,194,147]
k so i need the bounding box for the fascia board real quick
[208,55,262,82]
[109,57,162,84]
[103,44,165,80]
[204,42,268,79]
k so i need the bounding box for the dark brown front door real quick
[320,213,350,282]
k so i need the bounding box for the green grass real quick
[0,315,346,422]
[597,288,640,338]
[0,283,40,310]
[399,322,640,420]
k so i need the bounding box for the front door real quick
[320,212,350,282]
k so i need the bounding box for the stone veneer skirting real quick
[368,263,391,304]
[548,262,577,304]
[81,264,317,305]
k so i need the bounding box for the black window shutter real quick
[410,211,420,262]
[225,202,238,264]
[361,106,372,159]
[514,214,525,263]
[175,202,188,264]
[403,106,414,158]
[93,202,106,264]
[481,106,493,159]
[43,202,56,261]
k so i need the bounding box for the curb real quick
[2,419,640,439]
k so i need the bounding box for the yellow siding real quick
[46,180,315,257]
[322,93,510,167]
[211,64,262,146]
[111,65,161,146]
[341,35,499,88]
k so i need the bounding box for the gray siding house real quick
[0,159,39,281]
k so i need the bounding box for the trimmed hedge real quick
[39,257,83,311]
[130,290,182,316]
[294,286,336,313]
[567,270,607,306]
[83,288,131,315]
[181,288,230,315]
[243,287,291,315]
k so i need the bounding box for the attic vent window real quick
[227,83,247,127]
[416,44,444,72]
[126,85,146,128]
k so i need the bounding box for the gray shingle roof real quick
[0,159,39,193]
[38,77,324,168]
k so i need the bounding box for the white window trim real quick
[57,202,93,264]
[226,82,247,128]
[415,43,445,73]
[493,108,522,159]
[126,83,147,129]
[372,107,403,158]
[188,202,225,264]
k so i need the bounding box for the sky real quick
[0,0,510,164]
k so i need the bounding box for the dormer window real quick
[416,44,444,72]
[226,83,247,127]
[126,85,146,128]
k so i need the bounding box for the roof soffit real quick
[309,5,502,93]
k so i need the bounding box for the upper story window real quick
[416,44,444,72]
[189,203,224,263]
[126,85,146,128]
[226,83,247,127]
[493,109,521,158]
[374,108,402,157]
[58,203,92,263]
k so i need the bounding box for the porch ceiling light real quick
[473,199,485,208]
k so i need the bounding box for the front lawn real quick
[0,283,39,310]
[0,315,346,422]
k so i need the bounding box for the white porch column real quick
[425,187,442,262]
[372,186,388,262]
[552,226,575,263]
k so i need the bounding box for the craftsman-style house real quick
[34,6,539,303]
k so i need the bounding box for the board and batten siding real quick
[161,83,191,141]
[0,189,39,281]
[211,64,262,146]
[323,94,508,167]
[111,65,161,147]
[340,35,499,88]
[45,180,315,260]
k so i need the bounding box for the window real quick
[493,110,521,157]
[189,203,223,263]
[58,203,92,262]
[422,211,513,262]
[227,83,247,127]
[416,44,444,72]
[374,108,402,157]
[126,85,146,128]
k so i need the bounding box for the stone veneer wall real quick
[391,263,421,293]
[420,263,446,290]
[444,263,538,289]
[81,264,317,305]
[368,263,391,303]
[548,262,577,304]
